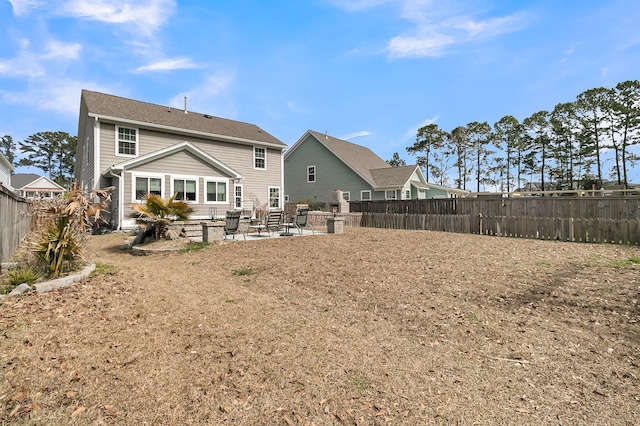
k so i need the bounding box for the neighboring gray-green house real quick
[284,130,468,207]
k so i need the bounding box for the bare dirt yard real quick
[1,227,639,425]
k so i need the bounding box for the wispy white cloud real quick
[286,100,309,114]
[331,0,529,58]
[0,38,82,78]
[342,130,372,140]
[1,79,112,115]
[169,71,235,114]
[61,0,176,36]
[134,58,200,73]
[8,0,45,16]
[404,115,439,139]
[388,8,528,58]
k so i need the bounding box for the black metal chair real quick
[292,208,314,235]
[248,209,283,237]
[224,210,246,240]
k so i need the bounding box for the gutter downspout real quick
[280,148,285,209]
[106,168,123,230]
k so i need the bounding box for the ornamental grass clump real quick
[26,183,113,278]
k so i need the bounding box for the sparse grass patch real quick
[92,262,117,276]
[466,313,483,325]
[610,255,640,267]
[180,241,210,253]
[232,267,255,276]
[353,375,372,391]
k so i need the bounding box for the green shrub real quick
[1,266,43,294]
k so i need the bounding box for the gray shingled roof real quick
[307,130,390,185]
[10,173,40,189]
[369,165,419,188]
[82,90,286,147]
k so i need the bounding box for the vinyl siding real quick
[284,134,379,204]
[92,119,283,228]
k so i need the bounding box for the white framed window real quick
[268,186,280,208]
[361,190,371,201]
[385,190,397,200]
[234,184,243,209]
[116,126,138,157]
[254,147,266,169]
[171,176,198,202]
[132,173,163,202]
[405,189,411,199]
[284,194,289,203]
[205,179,228,203]
[307,165,316,183]
[343,191,350,201]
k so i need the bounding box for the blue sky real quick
[2,0,640,185]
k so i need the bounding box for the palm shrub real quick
[28,183,113,278]
[129,193,194,240]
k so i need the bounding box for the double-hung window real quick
[307,165,316,183]
[385,190,397,200]
[343,191,350,201]
[117,126,137,156]
[135,176,162,201]
[268,187,280,208]
[254,147,266,169]
[206,180,227,203]
[234,185,243,209]
[361,190,371,201]
[173,178,197,202]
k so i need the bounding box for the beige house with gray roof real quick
[76,90,287,229]
[284,130,468,208]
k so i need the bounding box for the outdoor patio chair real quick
[224,210,246,240]
[248,209,283,237]
[291,208,314,235]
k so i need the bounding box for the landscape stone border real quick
[1,263,97,298]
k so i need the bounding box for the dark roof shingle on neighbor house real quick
[81,90,286,147]
[307,130,390,185]
[369,165,420,188]
[10,173,41,189]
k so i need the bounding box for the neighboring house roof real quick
[82,89,286,148]
[370,165,424,190]
[108,141,243,180]
[11,173,66,191]
[287,130,391,186]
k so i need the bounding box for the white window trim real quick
[385,190,397,200]
[361,190,371,201]
[234,184,244,209]
[307,165,316,183]
[170,174,199,203]
[342,191,350,201]
[115,125,139,158]
[268,186,280,209]
[404,189,411,199]
[253,146,266,170]
[131,172,164,203]
[204,177,229,204]
[284,194,290,203]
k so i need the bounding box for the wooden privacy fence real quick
[350,197,640,220]
[0,185,32,263]
[356,212,640,245]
